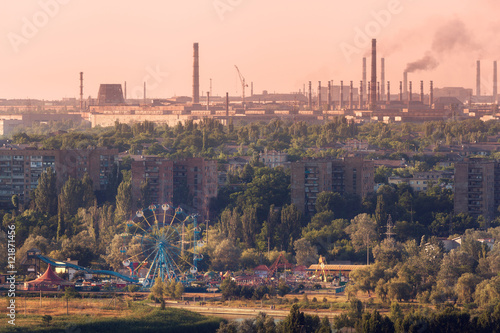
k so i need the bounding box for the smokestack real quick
[403,71,408,99]
[362,57,367,98]
[494,61,498,103]
[349,81,353,110]
[226,92,229,117]
[409,81,412,102]
[318,81,322,109]
[303,84,306,97]
[359,81,363,109]
[124,81,127,101]
[399,81,403,102]
[206,92,210,111]
[251,82,253,97]
[370,39,377,110]
[193,43,200,104]
[420,80,424,103]
[327,81,332,110]
[476,60,481,97]
[308,81,312,109]
[340,80,344,109]
[387,81,390,104]
[381,58,385,100]
[79,72,83,112]
[430,81,434,107]
[144,82,146,104]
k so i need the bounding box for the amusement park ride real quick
[26,203,205,290]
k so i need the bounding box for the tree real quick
[115,180,132,222]
[346,213,377,264]
[359,310,394,333]
[174,281,185,299]
[34,167,57,216]
[150,278,167,310]
[241,205,258,247]
[211,239,241,271]
[455,273,481,304]
[293,238,318,267]
[279,204,302,252]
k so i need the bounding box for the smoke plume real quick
[405,19,479,73]
[405,54,439,73]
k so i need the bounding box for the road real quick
[165,301,341,321]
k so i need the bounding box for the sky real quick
[0,0,499,100]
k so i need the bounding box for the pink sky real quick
[0,0,499,100]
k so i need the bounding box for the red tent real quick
[24,264,74,291]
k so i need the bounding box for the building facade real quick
[454,158,497,220]
[131,156,217,220]
[291,157,374,214]
[0,146,118,206]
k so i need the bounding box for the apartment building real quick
[291,157,374,214]
[131,156,217,220]
[454,158,497,220]
[0,146,118,205]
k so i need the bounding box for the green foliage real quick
[41,314,52,326]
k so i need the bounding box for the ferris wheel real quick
[121,204,205,288]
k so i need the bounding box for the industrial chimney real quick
[430,81,434,107]
[420,80,424,103]
[399,81,403,102]
[387,81,390,104]
[79,72,84,112]
[494,61,498,103]
[340,81,344,109]
[370,39,377,110]
[317,81,322,110]
[193,43,200,104]
[349,81,353,110]
[409,81,412,102]
[381,58,385,100]
[327,81,332,110]
[476,60,481,98]
[308,81,312,109]
[362,57,367,99]
[403,71,408,100]
[359,81,363,109]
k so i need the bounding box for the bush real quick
[128,284,140,292]
[41,315,52,326]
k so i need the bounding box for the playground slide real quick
[37,255,138,283]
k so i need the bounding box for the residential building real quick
[131,156,217,220]
[454,158,496,219]
[0,146,118,206]
[260,150,288,168]
[291,157,374,214]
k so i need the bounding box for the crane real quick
[234,65,248,109]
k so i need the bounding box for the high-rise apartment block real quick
[291,157,374,214]
[0,146,118,205]
[454,158,500,220]
[131,156,217,220]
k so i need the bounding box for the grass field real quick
[1,297,223,333]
